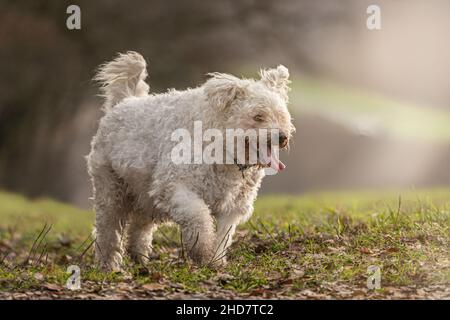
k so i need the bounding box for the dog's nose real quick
[279,133,288,148]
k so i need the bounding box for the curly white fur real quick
[94,51,150,110]
[87,51,295,271]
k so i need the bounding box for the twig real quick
[187,231,200,257]
[33,224,52,265]
[75,233,94,253]
[77,236,96,264]
[209,242,231,266]
[247,220,261,234]
[36,243,48,266]
[158,227,179,247]
[179,231,185,260]
[25,223,52,265]
[258,219,278,243]
[210,225,232,265]
[0,251,10,267]
[397,195,402,218]
[25,223,48,264]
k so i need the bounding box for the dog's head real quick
[204,66,295,172]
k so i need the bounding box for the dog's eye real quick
[253,114,264,122]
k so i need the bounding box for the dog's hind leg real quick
[167,184,215,265]
[91,165,129,271]
[127,214,156,265]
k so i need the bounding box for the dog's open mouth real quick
[260,146,286,172]
[242,137,286,172]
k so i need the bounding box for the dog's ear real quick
[259,65,290,102]
[204,73,245,110]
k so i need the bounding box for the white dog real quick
[87,52,295,271]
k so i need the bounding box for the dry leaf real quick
[150,272,163,281]
[248,288,269,296]
[280,278,294,285]
[42,283,62,292]
[33,273,44,281]
[360,247,371,254]
[142,283,166,291]
[292,268,305,278]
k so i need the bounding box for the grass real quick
[0,189,448,299]
[0,191,93,235]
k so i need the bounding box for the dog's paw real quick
[96,259,125,273]
[206,256,228,269]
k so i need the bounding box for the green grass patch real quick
[0,189,448,298]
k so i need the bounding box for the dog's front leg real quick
[168,184,215,265]
[213,215,238,265]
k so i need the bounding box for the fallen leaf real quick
[292,268,305,278]
[150,272,163,281]
[279,278,294,285]
[216,273,234,285]
[416,288,426,296]
[142,283,166,291]
[34,273,44,281]
[201,279,216,286]
[42,283,62,292]
[248,288,269,296]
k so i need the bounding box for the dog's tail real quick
[94,51,149,110]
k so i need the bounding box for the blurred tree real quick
[0,0,351,203]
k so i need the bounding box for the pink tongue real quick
[268,148,286,172]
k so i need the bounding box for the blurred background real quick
[0,0,449,208]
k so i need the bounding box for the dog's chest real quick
[204,166,263,217]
